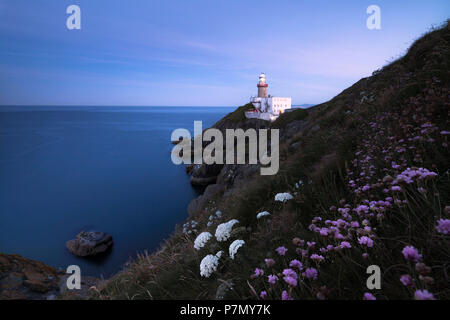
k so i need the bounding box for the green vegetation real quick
[223,102,254,123]
[272,108,308,128]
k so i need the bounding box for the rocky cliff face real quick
[0,253,100,300]
[186,105,310,217]
[0,253,63,300]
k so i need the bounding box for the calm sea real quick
[0,106,233,276]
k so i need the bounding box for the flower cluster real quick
[182,220,198,234]
[435,218,450,235]
[274,193,294,202]
[256,211,271,219]
[200,252,222,278]
[194,232,212,250]
[207,210,223,227]
[215,219,239,242]
[229,239,245,260]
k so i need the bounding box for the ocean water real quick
[0,106,233,276]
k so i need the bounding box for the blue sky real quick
[0,0,448,106]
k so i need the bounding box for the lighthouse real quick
[257,73,268,98]
[246,73,292,121]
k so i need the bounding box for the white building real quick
[245,73,292,121]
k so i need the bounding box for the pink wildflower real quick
[276,246,288,256]
[289,259,303,271]
[435,219,450,235]
[282,290,293,300]
[253,268,264,277]
[414,290,435,300]
[268,274,279,285]
[340,241,352,249]
[400,274,414,287]
[358,236,374,248]
[310,254,325,262]
[307,241,316,248]
[402,246,422,262]
[303,268,318,280]
[363,292,376,300]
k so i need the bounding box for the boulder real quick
[66,231,113,257]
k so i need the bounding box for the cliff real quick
[95,21,449,300]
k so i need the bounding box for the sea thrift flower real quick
[253,268,264,278]
[257,211,271,219]
[274,192,294,202]
[400,274,414,287]
[283,276,298,287]
[292,237,304,246]
[435,219,450,235]
[260,291,267,299]
[340,241,352,249]
[304,268,318,280]
[282,290,293,300]
[276,246,288,256]
[215,219,239,241]
[200,253,221,278]
[310,254,325,263]
[358,236,374,248]
[307,241,316,248]
[402,246,422,262]
[282,268,298,287]
[391,186,402,192]
[265,258,276,268]
[194,232,212,250]
[363,292,376,300]
[229,239,245,260]
[283,268,298,279]
[268,275,279,285]
[414,290,435,300]
[289,259,303,271]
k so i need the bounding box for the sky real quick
[0,0,448,106]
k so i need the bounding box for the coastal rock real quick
[59,274,101,300]
[0,253,63,300]
[66,231,113,257]
[190,163,223,186]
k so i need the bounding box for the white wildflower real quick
[256,211,271,219]
[229,240,245,260]
[215,210,222,218]
[194,232,212,250]
[274,192,294,202]
[215,219,239,242]
[216,250,224,258]
[200,254,220,278]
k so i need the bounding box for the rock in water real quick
[66,231,113,257]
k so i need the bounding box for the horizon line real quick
[0,103,316,108]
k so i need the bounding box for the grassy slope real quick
[95,22,450,300]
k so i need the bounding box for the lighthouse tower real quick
[247,73,291,122]
[257,73,268,98]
